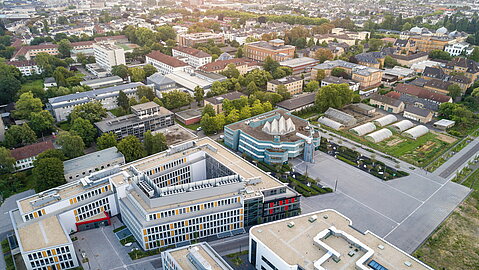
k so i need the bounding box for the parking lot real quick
[73,217,162,270]
[291,152,471,253]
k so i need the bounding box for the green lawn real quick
[109,108,128,117]
[21,79,44,89]
[322,126,453,167]
[413,169,479,270]
[175,119,201,131]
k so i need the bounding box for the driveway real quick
[292,151,470,253]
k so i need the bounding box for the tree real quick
[384,55,400,68]
[245,81,259,95]
[118,90,130,111]
[137,85,155,101]
[153,97,163,107]
[314,48,334,63]
[331,67,348,78]
[468,47,479,62]
[111,65,129,79]
[251,100,264,115]
[315,69,326,81]
[245,69,272,87]
[304,80,320,92]
[215,113,225,131]
[276,85,291,100]
[200,113,218,135]
[226,109,239,124]
[235,47,243,58]
[202,104,216,117]
[69,102,107,123]
[57,39,72,58]
[429,50,452,61]
[194,86,205,105]
[96,132,118,150]
[29,110,55,136]
[56,131,85,159]
[315,84,354,112]
[4,124,37,148]
[239,106,252,120]
[143,131,167,155]
[221,64,240,79]
[70,117,97,146]
[262,101,273,112]
[33,158,65,192]
[143,64,157,78]
[129,67,146,82]
[52,67,73,87]
[15,92,43,119]
[0,62,22,104]
[0,147,15,174]
[447,84,462,99]
[161,90,193,109]
[117,135,146,162]
[34,149,65,167]
[263,56,280,73]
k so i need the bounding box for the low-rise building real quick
[321,76,360,91]
[443,57,479,83]
[80,76,124,89]
[249,209,434,270]
[369,93,405,113]
[244,39,295,62]
[164,70,227,94]
[162,242,233,270]
[7,60,42,76]
[444,42,474,56]
[175,108,203,125]
[172,47,212,68]
[146,51,189,75]
[146,73,177,96]
[387,52,429,67]
[267,76,304,95]
[47,82,143,122]
[63,147,125,181]
[95,102,175,140]
[275,92,316,112]
[177,32,225,47]
[279,57,319,75]
[204,91,246,114]
[10,141,55,171]
[403,105,434,123]
[93,42,126,72]
[224,109,320,164]
[353,52,385,68]
[199,58,260,75]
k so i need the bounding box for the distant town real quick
[0,0,478,270]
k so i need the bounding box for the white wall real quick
[250,233,297,270]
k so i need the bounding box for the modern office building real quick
[177,32,225,47]
[93,42,126,71]
[10,137,300,269]
[224,109,320,164]
[47,82,143,122]
[249,209,434,270]
[172,47,212,68]
[162,242,233,270]
[63,147,125,181]
[146,51,189,75]
[95,102,175,140]
[267,76,304,95]
[244,39,295,62]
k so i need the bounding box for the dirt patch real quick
[418,141,436,152]
[386,138,405,147]
[433,131,457,144]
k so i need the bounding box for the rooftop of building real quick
[276,92,316,111]
[63,147,124,175]
[179,32,223,39]
[268,76,303,85]
[16,215,69,252]
[173,46,211,58]
[394,83,451,103]
[95,105,173,131]
[94,42,123,51]
[175,108,202,120]
[246,40,295,51]
[250,210,433,270]
[313,60,382,77]
[204,91,246,105]
[152,124,197,146]
[10,140,55,161]
[226,109,318,143]
[199,58,259,72]
[146,50,189,68]
[80,76,124,87]
[322,76,355,85]
[166,242,233,270]
[279,57,319,67]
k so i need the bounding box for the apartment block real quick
[146,51,189,75]
[267,76,304,95]
[94,102,175,140]
[177,32,225,47]
[47,82,143,122]
[172,47,212,68]
[249,210,434,270]
[93,42,126,71]
[244,39,295,62]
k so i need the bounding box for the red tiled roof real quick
[146,51,189,67]
[199,58,258,72]
[71,41,95,47]
[14,44,59,58]
[385,91,401,99]
[10,141,55,161]
[394,83,451,103]
[173,46,211,58]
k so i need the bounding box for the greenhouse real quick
[373,114,398,127]
[318,117,344,130]
[365,128,393,143]
[403,125,429,139]
[391,120,414,132]
[350,122,376,136]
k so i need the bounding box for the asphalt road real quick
[437,140,479,178]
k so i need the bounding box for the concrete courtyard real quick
[291,151,471,253]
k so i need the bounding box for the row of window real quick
[147,197,240,221]
[27,245,70,261]
[151,166,191,188]
[29,253,72,269]
[75,184,110,203]
[76,198,111,221]
[144,158,186,176]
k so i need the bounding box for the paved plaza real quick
[292,151,471,253]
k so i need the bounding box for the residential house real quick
[10,141,55,171]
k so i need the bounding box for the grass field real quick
[323,126,454,167]
[175,119,201,131]
[413,169,479,270]
[21,79,44,90]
